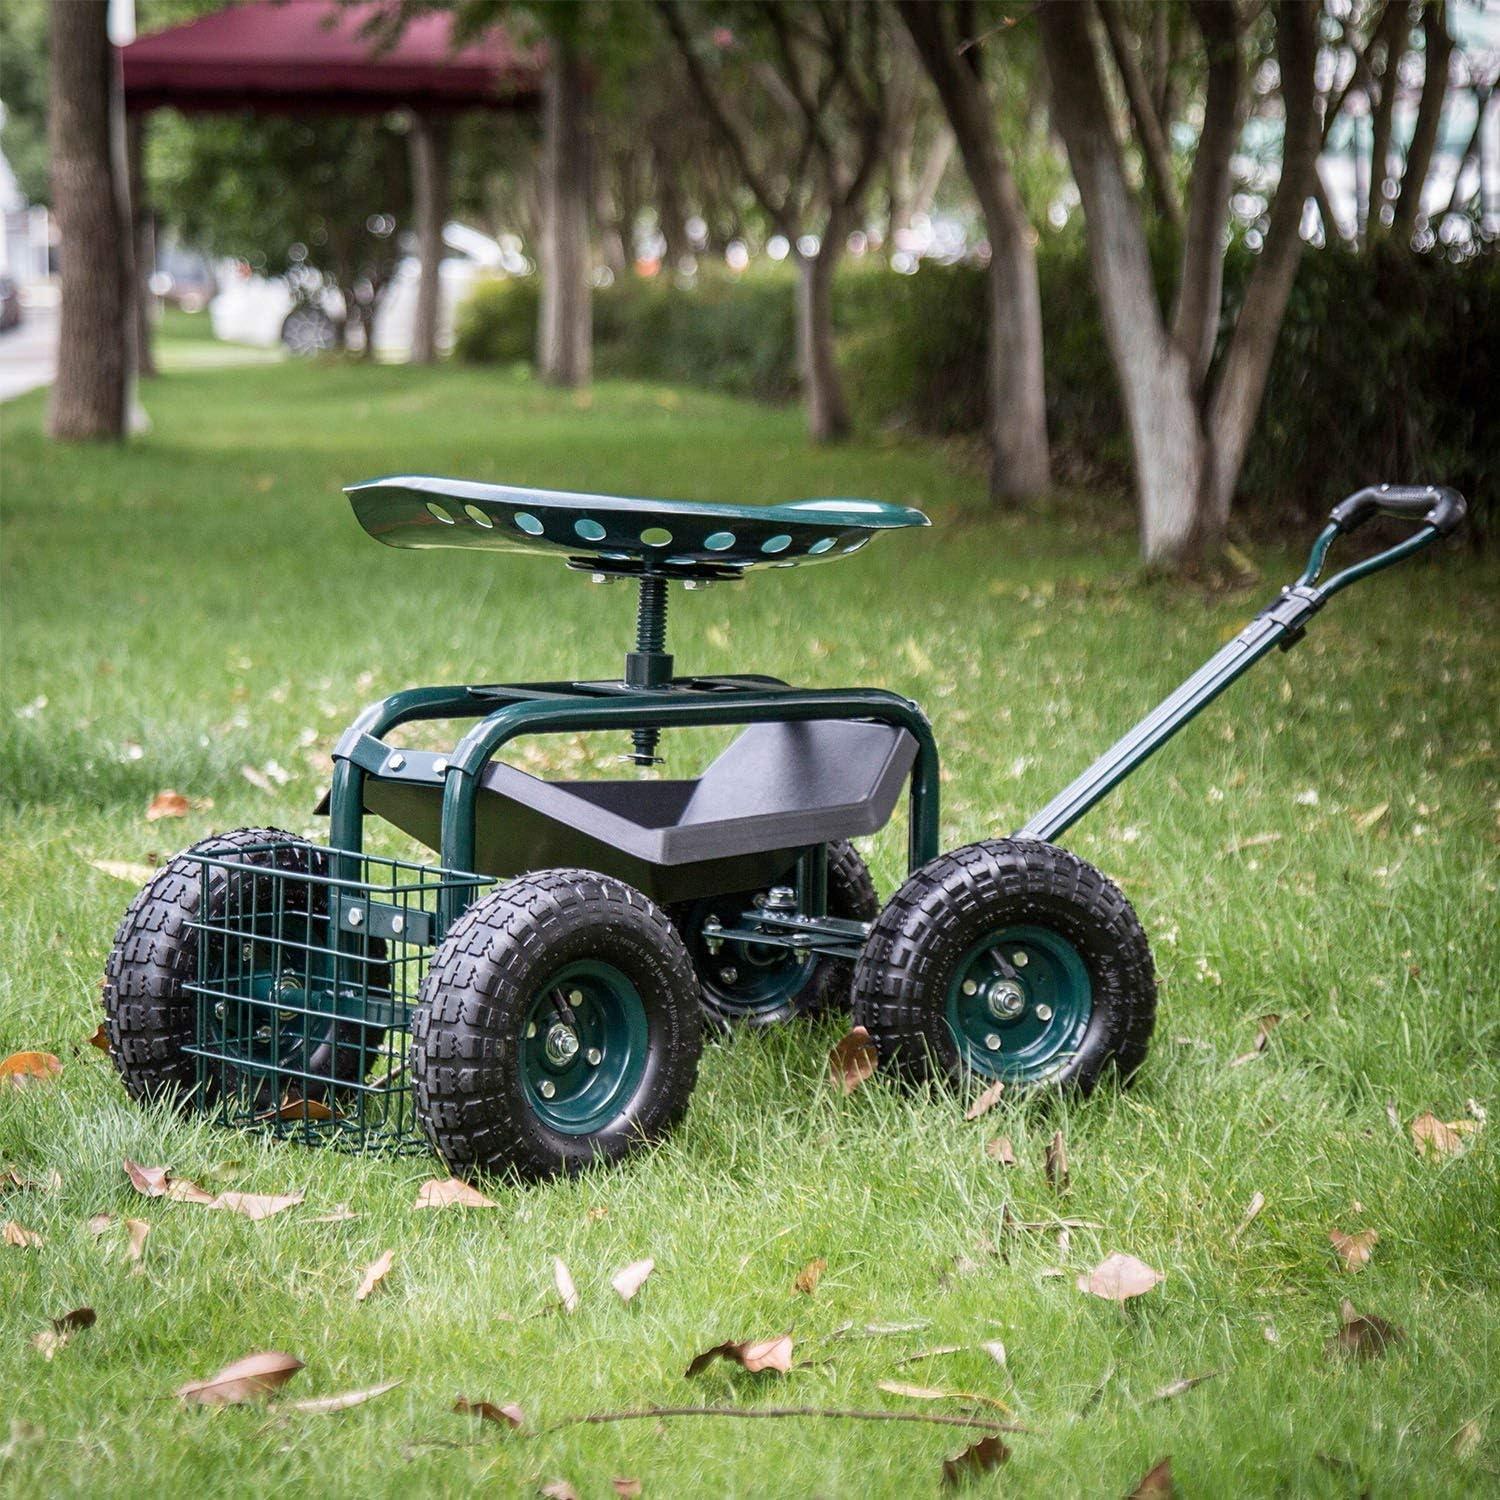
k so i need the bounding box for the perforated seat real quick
[346,475,929,580]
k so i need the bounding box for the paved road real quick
[0,301,58,402]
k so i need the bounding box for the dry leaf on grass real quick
[4,1221,43,1248]
[964,1081,1005,1120]
[1450,1418,1483,1459]
[1327,1299,1404,1360]
[145,790,191,821]
[308,1204,359,1224]
[0,1052,62,1088]
[1044,1130,1069,1194]
[1353,801,1390,831]
[4,1167,60,1193]
[893,1345,965,1366]
[941,1434,1009,1488]
[413,1176,498,1210]
[1411,1112,1479,1160]
[686,1333,794,1377]
[284,1381,401,1414]
[207,1191,304,1221]
[794,1257,827,1295]
[878,1381,1012,1415]
[539,1483,579,1500]
[611,1258,655,1303]
[87,858,158,885]
[177,1351,304,1406]
[1230,1014,1281,1067]
[828,1027,877,1095]
[1077,1252,1164,1303]
[86,1025,110,1053]
[985,1137,1017,1166]
[1230,1191,1266,1242]
[257,1096,335,1123]
[1329,1228,1379,1272]
[553,1256,580,1313]
[87,1212,114,1236]
[454,1396,526,1429]
[1128,1456,1174,1498]
[981,1340,1007,1367]
[612,1480,642,1498]
[355,1249,395,1302]
[1152,1371,1218,1402]
[31,1306,95,1359]
[121,1158,215,1203]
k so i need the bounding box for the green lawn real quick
[1,336,1497,1498]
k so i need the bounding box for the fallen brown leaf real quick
[355,1249,395,1302]
[30,1306,95,1359]
[1044,1130,1069,1194]
[878,1380,951,1400]
[87,1211,114,1236]
[1450,1418,1482,1459]
[1230,1191,1265,1242]
[3,1167,60,1193]
[0,1052,62,1088]
[942,1433,1009,1487]
[257,1096,336,1123]
[1411,1112,1478,1160]
[87,858,157,884]
[539,1483,578,1500]
[985,1136,1017,1166]
[1230,1013,1281,1067]
[794,1257,827,1295]
[686,1333,794,1378]
[4,1220,43,1248]
[454,1396,526,1429]
[828,1027,877,1095]
[611,1480,642,1498]
[554,1256,579,1313]
[981,1340,1007,1366]
[611,1258,654,1303]
[964,1081,1005,1121]
[284,1380,401,1414]
[177,1351,304,1406]
[1128,1455,1174,1498]
[308,1204,359,1224]
[413,1176,498,1210]
[1151,1371,1218,1402]
[121,1157,214,1202]
[1329,1228,1379,1272]
[894,1345,965,1366]
[1353,801,1390,831]
[1327,1299,1404,1360]
[207,1191,303,1221]
[86,1024,110,1053]
[145,790,191,821]
[1226,831,1282,855]
[1077,1252,1164,1303]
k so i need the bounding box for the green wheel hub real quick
[520,960,649,1134]
[684,896,814,1021]
[945,924,1092,1083]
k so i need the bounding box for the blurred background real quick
[0,0,1496,556]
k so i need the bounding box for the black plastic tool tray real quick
[348,720,916,904]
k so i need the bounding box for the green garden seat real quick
[347,475,930,580]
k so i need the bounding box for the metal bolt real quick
[539,1080,556,1098]
[1034,1003,1054,1022]
[347,906,364,928]
[545,1023,580,1065]
[213,1002,226,1020]
[240,942,254,961]
[433,758,448,775]
[390,914,405,935]
[962,978,979,996]
[984,1033,1002,1051]
[719,967,739,984]
[987,978,1026,1020]
[585,1048,602,1065]
[386,753,406,772]
[1012,951,1028,967]
[526,1021,537,1039]
[568,989,583,1005]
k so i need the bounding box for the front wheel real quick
[411,869,702,1181]
[851,839,1155,1095]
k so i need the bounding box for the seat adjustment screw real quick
[539,1080,556,1098]
[1035,1003,1054,1022]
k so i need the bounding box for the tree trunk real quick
[538,35,592,386]
[1390,2,1453,238]
[409,112,450,365]
[898,0,1049,500]
[1364,2,1409,240]
[126,114,156,378]
[795,241,850,443]
[48,0,128,441]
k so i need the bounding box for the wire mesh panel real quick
[182,839,491,1153]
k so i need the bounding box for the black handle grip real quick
[1329,483,1467,537]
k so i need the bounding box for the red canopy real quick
[121,0,542,114]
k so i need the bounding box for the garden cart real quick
[102,478,1466,1179]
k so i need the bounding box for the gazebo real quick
[119,0,545,362]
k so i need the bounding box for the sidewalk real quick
[0,298,58,402]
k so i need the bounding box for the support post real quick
[409,111,450,365]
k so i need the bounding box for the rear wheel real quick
[412,869,702,1181]
[851,839,1155,1095]
[670,840,879,1026]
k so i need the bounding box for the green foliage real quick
[0,0,50,205]
[455,243,1498,529]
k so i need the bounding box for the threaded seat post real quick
[625,574,672,764]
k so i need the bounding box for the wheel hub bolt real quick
[984,1032,1002,1051]
[986,979,1027,1020]
[1034,1003,1054,1023]
[538,1080,556,1099]
[585,1047,602,1066]
[962,979,979,996]
[526,1021,537,1039]
[719,966,739,984]
[1012,951,1028,967]
[545,1023,580,1066]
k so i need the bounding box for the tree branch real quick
[1390,0,1454,236]
[1098,0,1183,229]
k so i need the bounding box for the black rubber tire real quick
[101,827,385,1109]
[669,839,880,1027]
[411,869,703,1181]
[851,838,1156,1095]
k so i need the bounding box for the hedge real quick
[454,239,1497,529]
